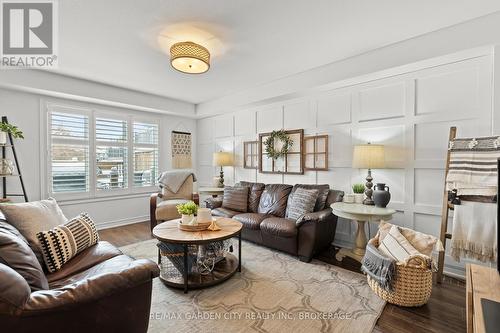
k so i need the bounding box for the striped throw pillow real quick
[222,186,249,212]
[286,188,319,220]
[36,213,99,273]
[378,225,420,262]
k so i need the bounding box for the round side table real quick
[331,202,396,263]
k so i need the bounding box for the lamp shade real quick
[213,152,233,166]
[352,144,385,169]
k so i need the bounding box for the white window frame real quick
[42,100,161,202]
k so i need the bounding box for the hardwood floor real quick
[100,221,466,333]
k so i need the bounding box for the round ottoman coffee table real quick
[152,217,242,293]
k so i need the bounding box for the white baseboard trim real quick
[97,215,149,230]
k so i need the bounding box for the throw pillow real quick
[0,198,68,264]
[222,186,249,212]
[0,221,49,291]
[286,188,319,220]
[378,225,421,262]
[378,221,442,256]
[36,213,100,273]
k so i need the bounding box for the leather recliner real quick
[0,213,159,333]
[150,174,199,232]
[206,182,344,262]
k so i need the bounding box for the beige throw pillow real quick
[378,225,421,262]
[0,198,68,263]
[378,221,442,256]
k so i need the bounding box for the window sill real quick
[56,191,156,206]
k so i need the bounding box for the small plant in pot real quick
[352,183,365,204]
[0,122,24,175]
[0,122,24,145]
[176,201,198,225]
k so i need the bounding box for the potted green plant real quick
[0,122,24,145]
[352,183,365,204]
[176,201,198,225]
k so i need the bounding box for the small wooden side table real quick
[331,202,396,263]
[198,187,224,198]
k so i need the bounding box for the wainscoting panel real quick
[214,114,234,138]
[317,91,352,126]
[196,54,494,278]
[284,100,315,130]
[358,81,406,121]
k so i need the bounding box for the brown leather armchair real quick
[206,182,344,262]
[0,216,159,333]
[150,174,199,232]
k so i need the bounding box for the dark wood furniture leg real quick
[183,244,188,294]
[238,232,242,272]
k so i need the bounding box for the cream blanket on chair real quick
[451,201,498,263]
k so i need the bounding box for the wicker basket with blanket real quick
[365,235,433,307]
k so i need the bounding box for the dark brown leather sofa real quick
[0,213,159,333]
[206,182,344,262]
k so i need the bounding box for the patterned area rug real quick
[120,239,385,333]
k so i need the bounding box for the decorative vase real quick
[373,183,391,208]
[354,193,364,204]
[0,131,7,145]
[0,158,14,175]
[181,214,195,225]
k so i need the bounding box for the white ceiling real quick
[57,0,500,105]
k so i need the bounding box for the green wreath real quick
[264,130,294,159]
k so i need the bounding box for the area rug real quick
[120,239,385,333]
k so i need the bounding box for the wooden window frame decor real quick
[259,129,304,175]
[304,134,329,171]
[243,141,259,169]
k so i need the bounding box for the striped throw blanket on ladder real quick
[446,135,499,263]
[446,135,500,196]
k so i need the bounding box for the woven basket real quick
[366,237,433,307]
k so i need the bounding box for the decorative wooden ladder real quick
[1,116,28,202]
[437,126,456,284]
[437,127,497,283]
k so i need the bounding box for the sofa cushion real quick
[238,181,265,213]
[37,213,100,273]
[0,221,49,291]
[212,207,240,218]
[286,188,319,220]
[46,241,122,283]
[156,199,188,221]
[258,184,293,217]
[378,225,421,262]
[233,213,270,230]
[286,184,330,216]
[222,186,249,212]
[0,198,68,263]
[260,218,297,238]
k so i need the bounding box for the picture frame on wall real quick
[258,129,304,174]
[304,135,329,170]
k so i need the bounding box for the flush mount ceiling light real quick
[170,41,210,74]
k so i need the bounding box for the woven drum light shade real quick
[170,41,210,74]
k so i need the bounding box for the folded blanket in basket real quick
[446,136,500,196]
[361,243,396,292]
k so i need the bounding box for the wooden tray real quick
[178,220,212,232]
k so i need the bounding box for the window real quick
[46,103,160,200]
[133,122,159,187]
[49,111,90,194]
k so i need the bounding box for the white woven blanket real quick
[451,201,497,263]
[446,136,500,196]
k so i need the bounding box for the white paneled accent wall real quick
[197,54,494,277]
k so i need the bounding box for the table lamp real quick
[352,143,385,205]
[213,151,233,187]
